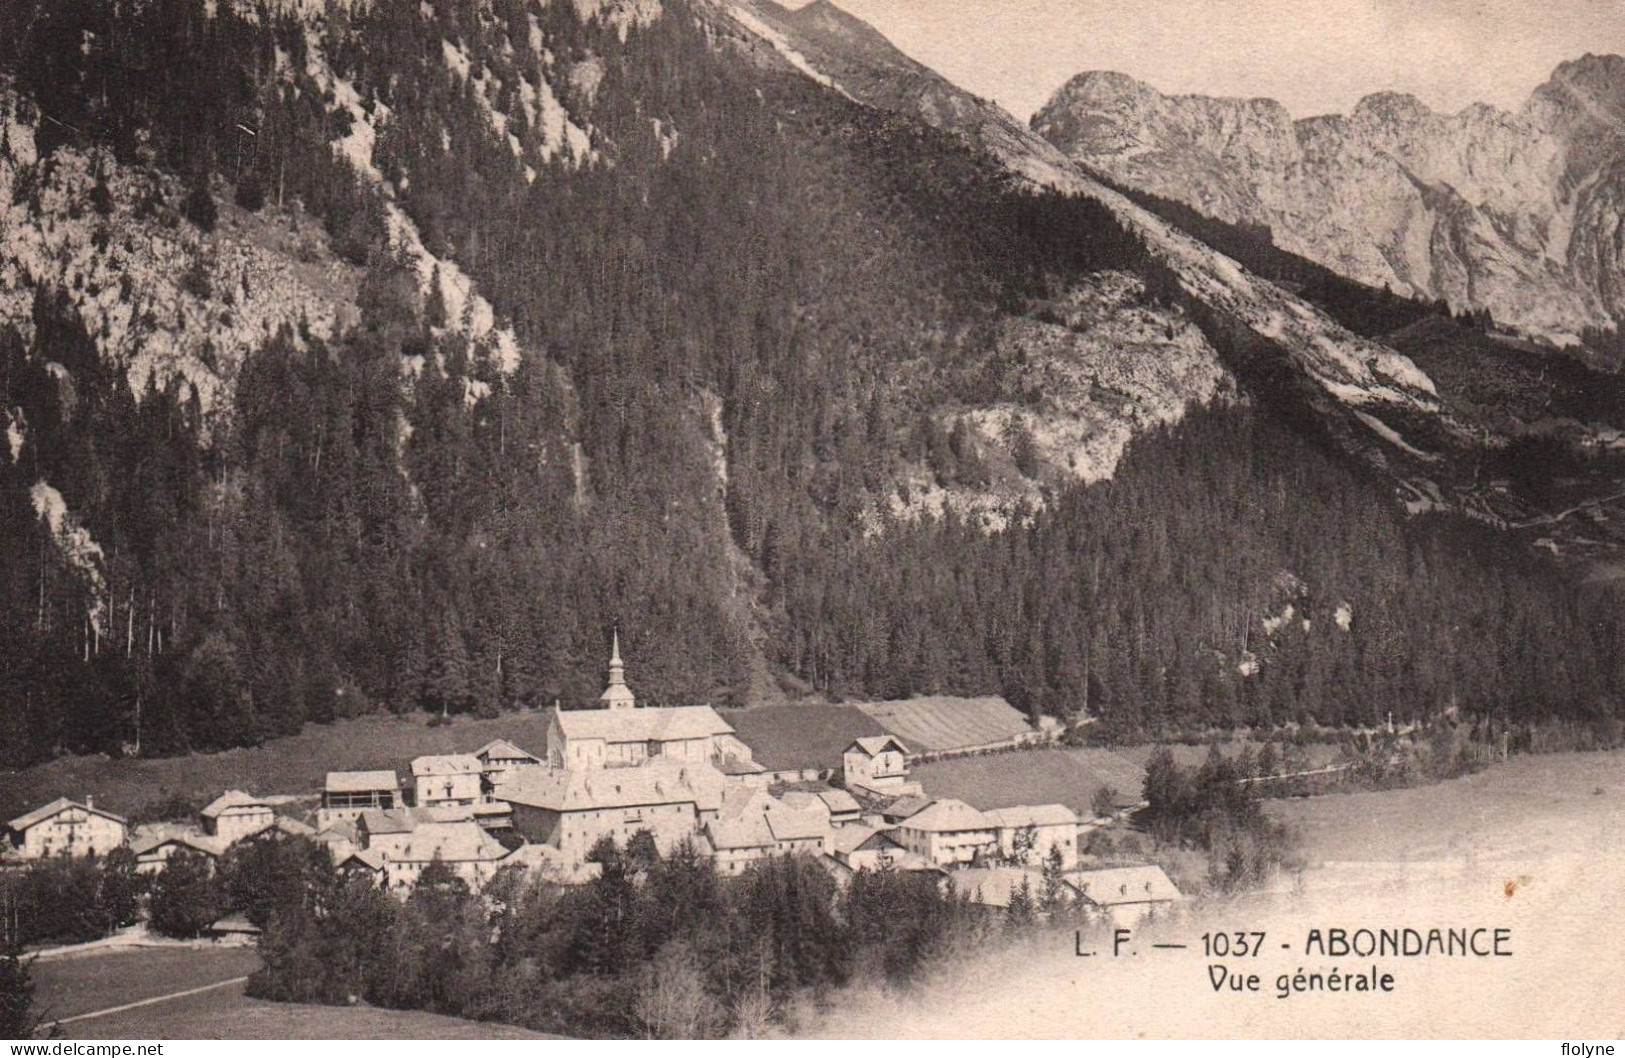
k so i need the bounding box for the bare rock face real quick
[1033,56,1625,344]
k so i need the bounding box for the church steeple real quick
[599,626,637,710]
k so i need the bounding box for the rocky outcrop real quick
[1033,56,1625,344]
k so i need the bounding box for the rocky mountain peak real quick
[1035,56,1625,344]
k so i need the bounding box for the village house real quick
[816,788,864,826]
[5,798,127,860]
[473,738,544,790]
[987,803,1080,869]
[200,790,275,845]
[1070,865,1182,926]
[703,789,831,875]
[411,754,485,808]
[318,770,402,827]
[503,758,727,868]
[545,635,745,771]
[829,824,937,873]
[356,808,508,890]
[842,735,915,794]
[334,847,386,883]
[890,798,998,868]
[131,828,227,875]
[879,794,934,825]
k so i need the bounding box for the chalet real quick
[318,770,402,827]
[817,789,863,826]
[205,913,261,944]
[1070,865,1182,926]
[357,810,507,890]
[199,790,275,845]
[131,828,226,875]
[411,754,484,808]
[890,798,997,867]
[334,847,386,883]
[842,735,915,794]
[504,758,727,868]
[830,824,936,873]
[474,739,544,789]
[879,795,934,826]
[5,798,127,860]
[545,635,744,771]
[704,790,830,876]
[987,803,1080,869]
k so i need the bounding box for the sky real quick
[782,0,1625,121]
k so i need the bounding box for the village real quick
[2,634,1181,936]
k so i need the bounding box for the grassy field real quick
[912,747,1147,814]
[34,945,550,1039]
[1269,749,1625,863]
[34,947,262,1023]
[0,711,558,821]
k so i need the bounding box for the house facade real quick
[318,771,402,828]
[5,798,127,860]
[411,754,485,808]
[890,798,998,867]
[987,803,1080,869]
[474,739,544,790]
[357,810,508,890]
[1071,865,1182,926]
[842,736,912,792]
[200,791,275,845]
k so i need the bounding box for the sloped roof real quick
[848,735,910,757]
[707,815,776,851]
[271,816,316,838]
[200,790,269,818]
[208,912,261,934]
[7,797,127,832]
[946,867,1064,908]
[832,824,903,857]
[777,792,829,814]
[474,739,541,764]
[315,819,359,845]
[817,789,862,815]
[410,754,482,777]
[896,798,993,833]
[131,827,226,859]
[337,848,385,872]
[765,806,828,843]
[503,759,727,814]
[553,705,734,743]
[721,705,888,771]
[325,770,400,793]
[986,803,1078,829]
[855,696,1033,753]
[880,795,934,822]
[1071,865,1182,906]
[390,820,507,864]
[358,806,472,837]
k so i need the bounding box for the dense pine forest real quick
[1,0,1620,767]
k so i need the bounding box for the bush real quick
[234,173,267,212]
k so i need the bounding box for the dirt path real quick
[46,976,252,1030]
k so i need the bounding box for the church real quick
[545,631,752,771]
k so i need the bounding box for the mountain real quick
[0,0,1621,765]
[1032,57,1625,347]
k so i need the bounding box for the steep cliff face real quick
[1033,56,1625,345]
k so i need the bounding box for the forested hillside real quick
[1,0,1620,767]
